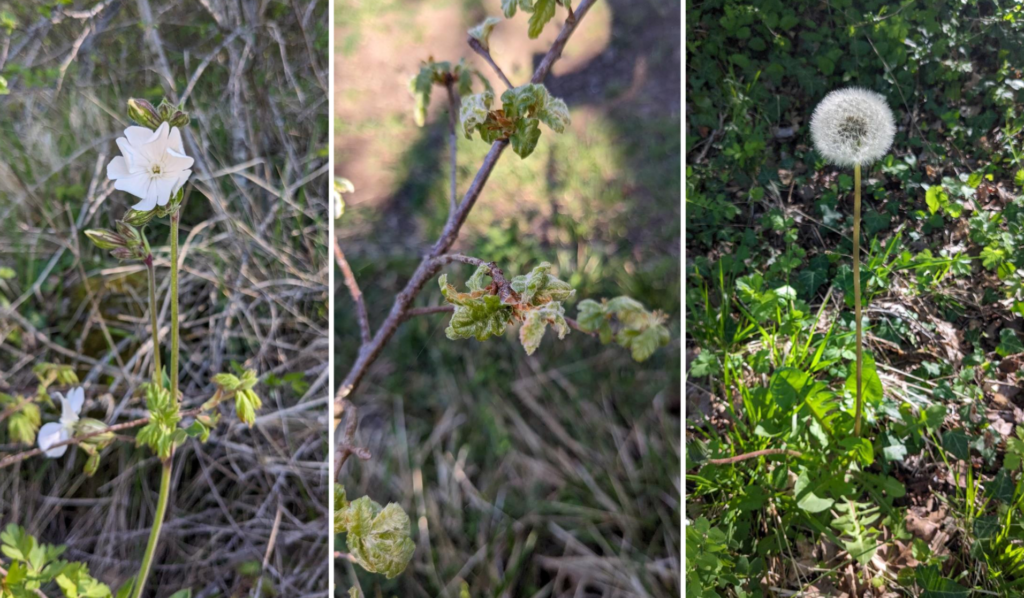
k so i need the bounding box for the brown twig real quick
[334,399,370,477]
[467,37,514,90]
[335,0,597,409]
[334,238,371,345]
[700,449,804,467]
[0,405,206,470]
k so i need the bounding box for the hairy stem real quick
[169,210,180,404]
[853,162,864,437]
[130,456,173,598]
[145,254,162,389]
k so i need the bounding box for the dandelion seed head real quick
[810,87,895,167]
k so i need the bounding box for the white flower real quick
[37,387,85,458]
[106,121,193,212]
[810,87,895,167]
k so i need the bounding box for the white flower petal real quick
[168,126,186,154]
[152,176,178,207]
[65,387,85,416]
[171,170,192,196]
[164,148,194,173]
[131,193,159,212]
[38,422,69,458]
[107,156,131,179]
[115,172,152,201]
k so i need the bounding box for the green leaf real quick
[518,302,569,355]
[830,500,881,565]
[460,90,494,139]
[468,16,502,51]
[1015,169,1024,188]
[510,262,575,305]
[501,0,520,18]
[794,471,834,513]
[439,274,513,341]
[168,590,192,598]
[844,354,883,407]
[409,67,435,127]
[510,117,542,158]
[941,429,971,461]
[997,328,1024,357]
[925,185,948,215]
[336,492,415,579]
[527,0,558,38]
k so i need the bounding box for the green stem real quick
[130,456,173,598]
[853,163,864,437]
[169,211,180,404]
[145,254,161,389]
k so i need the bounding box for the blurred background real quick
[0,0,330,595]
[334,0,680,596]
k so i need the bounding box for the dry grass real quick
[0,0,329,595]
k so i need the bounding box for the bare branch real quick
[334,238,371,345]
[467,38,514,90]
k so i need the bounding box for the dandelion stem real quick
[853,162,864,437]
[131,456,173,598]
[145,253,161,389]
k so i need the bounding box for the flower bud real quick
[77,417,115,448]
[122,208,156,227]
[158,99,190,128]
[110,247,136,261]
[85,229,127,250]
[127,98,162,129]
[115,221,142,248]
[84,452,101,477]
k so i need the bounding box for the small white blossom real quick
[106,122,193,212]
[810,87,895,167]
[37,387,85,458]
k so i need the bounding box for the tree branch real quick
[334,0,598,411]
[334,238,371,345]
[467,38,514,90]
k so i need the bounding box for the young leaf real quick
[439,274,513,341]
[510,117,542,158]
[527,0,558,38]
[468,16,503,51]
[336,489,415,580]
[510,262,575,305]
[460,91,494,139]
[518,301,569,355]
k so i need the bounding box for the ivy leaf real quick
[510,117,542,158]
[519,301,569,355]
[468,16,503,51]
[439,274,513,341]
[510,262,575,305]
[997,328,1024,357]
[942,429,971,461]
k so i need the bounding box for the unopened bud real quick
[158,99,190,128]
[77,417,115,447]
[110,247,135,261]
[122,208,156,227]
[127,98,162,129]
[115,221,142,247]
[85,229,126,250]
